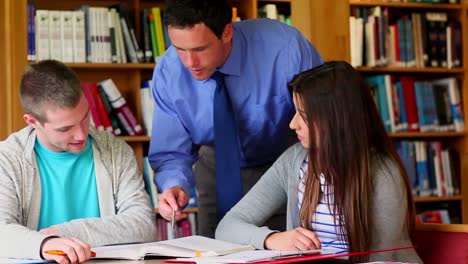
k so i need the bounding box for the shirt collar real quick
[218,24,242,77]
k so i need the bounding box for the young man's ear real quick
[23,114,39,128]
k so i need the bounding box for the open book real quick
[91,236,255,260]
[172,249,321,263]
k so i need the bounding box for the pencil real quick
[45,250,96,258]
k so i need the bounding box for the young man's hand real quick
[41,237,92,264]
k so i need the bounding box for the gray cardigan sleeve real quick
[215,145,302,249]
[52,136,157,246]
[368,157,422,263]
[0,153,52,259]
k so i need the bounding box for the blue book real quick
[405,141,418,195]
[187,187,198,208]
[397,141,418,196]
[422,82,439,131]
[366,75,391,132]
[416,141,431,196]
[395,80,408,132]
[142,156,159,207]
[414,82,429,132]
[404,17,415,67]
[27,2,36,61]
[426,142,437,195]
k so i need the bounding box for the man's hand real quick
[264,227,321,251]
[158,186,189,221]
[39,226,61,236]
[41,237,92,264]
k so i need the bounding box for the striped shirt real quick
[297,158,349,254]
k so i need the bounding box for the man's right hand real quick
[158,186,189,221]
[41,237,92,264]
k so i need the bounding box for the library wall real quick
[3,0,467,232]
[3,0,28,140]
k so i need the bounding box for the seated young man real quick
[0,60,157,263]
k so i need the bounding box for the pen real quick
[171,209,176,230]
[45,250,96,258]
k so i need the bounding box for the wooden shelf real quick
[64,63,155,70]
[414,195,463,203]
[258,0,290,3]
[349,0,463,10]
[117,136,151,142]
[356,66,465,74]
[389,131,466,138]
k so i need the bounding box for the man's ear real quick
[23,113,39,128]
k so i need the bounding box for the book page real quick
[92,236,255,259]
[0,258,52,264]
[158,236,255,256]
[175,249,321,263]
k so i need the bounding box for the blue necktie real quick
[212,71,242,220]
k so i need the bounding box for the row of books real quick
[27,2,170,64]
[156,213,198,241]
[350,8,462,68]
[416,209,451,224]
[395,140,459,198]
[84,79,144,136]
[366,76,464,133]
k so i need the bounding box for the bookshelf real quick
[231,0,468,223]
[346,0,468,224]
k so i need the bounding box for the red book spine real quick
[83,82,104,131]
[99,79,144,135]
[400,77,420,132]
[90,83,113,133]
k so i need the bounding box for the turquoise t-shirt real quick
[35,137,100,230]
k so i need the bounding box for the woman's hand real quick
[264,227,321,251]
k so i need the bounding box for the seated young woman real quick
[215,61,422,263]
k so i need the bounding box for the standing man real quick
[150,0,323,237]
[0,60,157,264]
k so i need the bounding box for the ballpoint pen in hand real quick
[171,209,176,230]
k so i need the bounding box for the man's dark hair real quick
[164,0,232,39]
[20,60,82,123]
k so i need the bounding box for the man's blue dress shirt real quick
[150,19,323,193]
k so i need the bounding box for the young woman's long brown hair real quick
[288,61,415,262]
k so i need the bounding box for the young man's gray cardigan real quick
[216,143,422,263]
[0,126,157,259]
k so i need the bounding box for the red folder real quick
[252,246,415,263]
[165,246,415,264]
